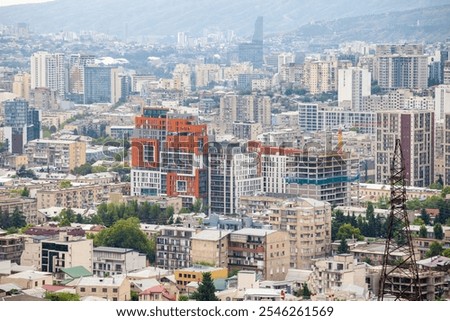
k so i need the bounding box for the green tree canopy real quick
[419,225,427,238]
[337,238,349,254]
[44,292,80,301]
[191,272,218,301]
[93,217,155,261]
[337,223,363,241]
[434,223,444,240]
[426,241,443,258]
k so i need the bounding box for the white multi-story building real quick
[338,67,371,111]
[93,246,147,277]
[435,85,450,121]
[30,51,65,97]
[208,142,262,215]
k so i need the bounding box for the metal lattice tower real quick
[378,139,422,301]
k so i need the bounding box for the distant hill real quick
[0,0,449,39]
[292,4,450,43]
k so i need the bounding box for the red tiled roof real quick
[139,285,175,301]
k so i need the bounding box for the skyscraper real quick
[84,66,122,104]
[238,16,263,68]
[3,98,41,154]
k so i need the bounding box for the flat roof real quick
[190,229,231,241]
[94,246,135,253]
[231,228,275,237]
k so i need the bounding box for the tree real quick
[443,248,450,258]
[10,207,26,229]
[337,223,363,241]
[301,283,311,300]
[337,238,349,254]
[425,241,443,258]
[419,225,427,238]
[190,272,218,301]
[434,223,444,240]
[93,217,155,261]
[420,208,431,225]
[44,292,80,301]
[20,187,30,197]
[59,180,72,189]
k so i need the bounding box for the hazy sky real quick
[0,0,53,6]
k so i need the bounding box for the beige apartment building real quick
[190,229,231,268]
[0,196,42,225]
[1,270,53,289]
[69,275,131,301]
[228,228,290,281]
[25,138,86,172]
[268,198,332,269]
[36,182,129,209]
[21,233,93,273]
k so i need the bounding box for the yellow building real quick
[174,265,228,289]
[25,138,86,172]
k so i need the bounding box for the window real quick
[113,288,118,293]
[103,288,107,293]
[80,288,85,292]
[92,288,97,293]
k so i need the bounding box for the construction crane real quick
[378,138,422,301]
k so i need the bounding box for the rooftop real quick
[231,228,275,237]
[190,229,231,241]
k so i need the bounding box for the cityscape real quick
[0,0,450,302]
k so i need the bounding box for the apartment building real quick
[308,254,368,301]
[93,246,147,277]
[174,265,228,289]
[0,235,25,264]
[131,107,208,208]
[21,233,93,273]
[190,229,230,268]
[0,196,41,225]
[268,198,332,269]
[376,44,428,91]
[36,182,129,209]
[25,138,86,172]
[208,141,263,215]
[375,110,434,187]
[70,275,130,301]
[251,142,358,206]
[156,226,195,270]
[228,228,290,281]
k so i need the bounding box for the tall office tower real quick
[338,67,371,111]
[253,95,272,129]
[238,16,263,68]
[440,50,448,84]
[130,107,208,208]
[208,141,262,215]
[3,98,41,154]
[84,66,121,104]
[435,85,450,121]
[30,51,65,97]
[375,110,434,187]
[376,44,428,91]
[68,54,95,97]
[12,72,31,100]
